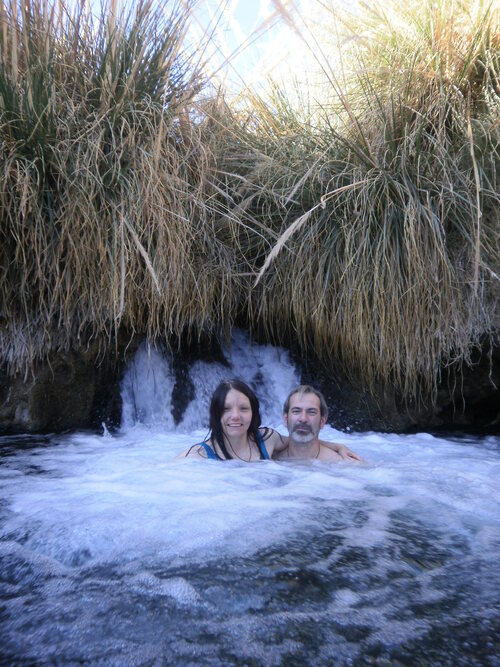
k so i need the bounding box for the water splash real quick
[120,329,300,431]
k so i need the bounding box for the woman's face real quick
[220,389,253,439]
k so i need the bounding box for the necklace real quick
[227,437,253,462]
[287,443,320,459]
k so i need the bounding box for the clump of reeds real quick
[229,0,500,404]
[0,0,241,374]
[1,0,498,409]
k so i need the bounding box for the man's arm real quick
[271,433,289,453]
[268,433,362,461]
[318,440,363,461]
[261,429,288,458]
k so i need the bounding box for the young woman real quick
[177,379,359,461]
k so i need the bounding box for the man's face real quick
[284,392,327,444]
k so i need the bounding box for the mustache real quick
[292,424,313,433]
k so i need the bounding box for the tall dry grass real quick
[0,0,242,374]
[1,0,498,409]
[225,0,500,403]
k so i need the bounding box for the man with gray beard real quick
[275,385,362,461]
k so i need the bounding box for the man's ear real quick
[320,415,327,429]
[283,412,289,428]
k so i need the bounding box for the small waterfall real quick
[120,343,177,430]
[120,329,300,431]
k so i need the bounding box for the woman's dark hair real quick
[209,379,262,459]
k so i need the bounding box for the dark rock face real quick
[430,341,500,433]
[300,337,500,434]
[0,331,498,435]
[0,343,128,434]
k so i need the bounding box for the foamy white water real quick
[1,332,499,665]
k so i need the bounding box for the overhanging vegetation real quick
[0,0,498,408]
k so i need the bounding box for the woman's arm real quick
[174,444,209,459]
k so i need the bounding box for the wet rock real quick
[0,329,498,435]
[0,339,134,434]
[299,335,500,434]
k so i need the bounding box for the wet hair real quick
[209,379,262,460]
[283,385,329,420]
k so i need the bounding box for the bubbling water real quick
[0,332,499,665]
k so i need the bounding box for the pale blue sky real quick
[83,0,348,94]
[187,0,309,91]
[186,0,359,95]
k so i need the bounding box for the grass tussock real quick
[0,0,498,408]
[227,0,500,403]
[0,0,241,374]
